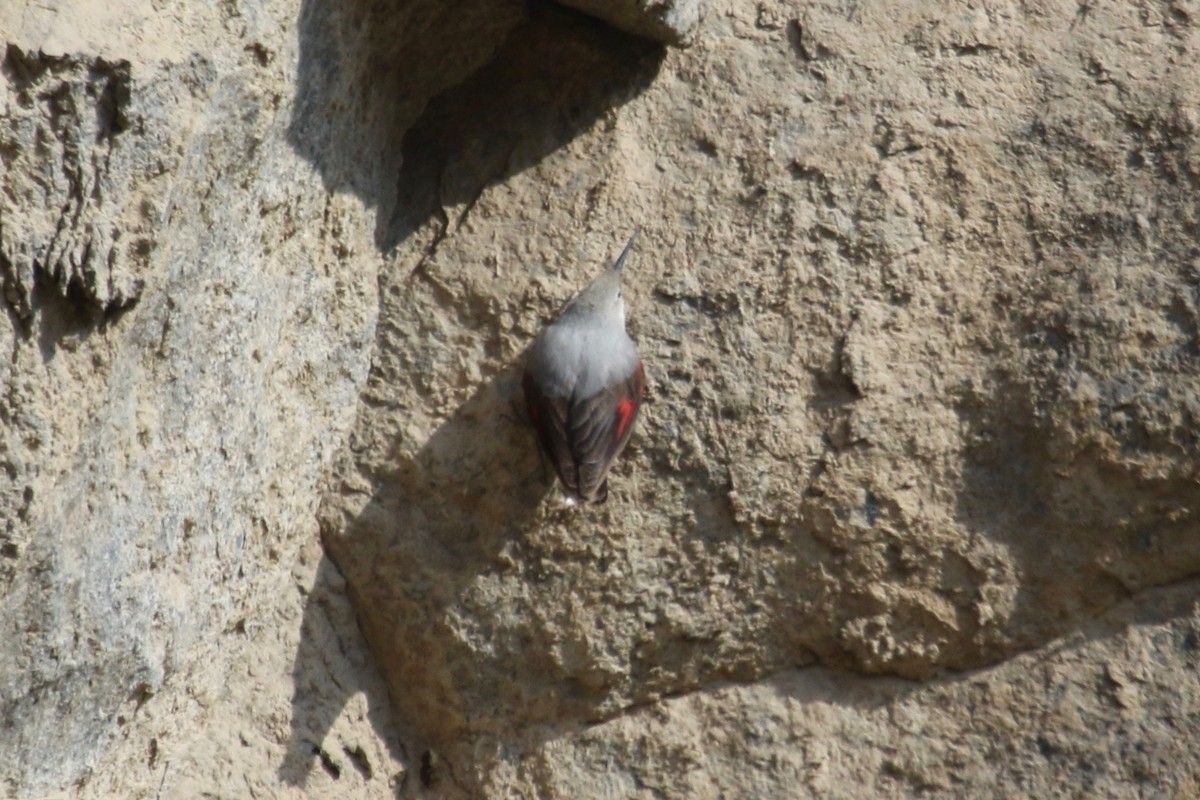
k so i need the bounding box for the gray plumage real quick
[523,233,646,504]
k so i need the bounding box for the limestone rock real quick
[558,0,704,45]
[2,0,1199,798]
[0,47,143,319]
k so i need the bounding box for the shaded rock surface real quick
[1,0,1198,798]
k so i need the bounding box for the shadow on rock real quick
[955,369,1200,660]
[279,555,408,791]
[383,0,664,251]
[286,0,520,215]
[283,365,550,790]
[287,0,663,252]
[283,0,665,786]
[344,367,547,744]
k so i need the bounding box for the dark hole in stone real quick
[343,744,373,779]
[419,749,436,787]
[313,744,341,779]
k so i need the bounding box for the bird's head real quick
[561,232,638,327]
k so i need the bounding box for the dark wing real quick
[523,370,580,498]
[568,360,645,503]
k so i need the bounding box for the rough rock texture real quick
[321,0,1200,792]
[0,46,143,319]
[2,0,1200,798]
[491,581,1200,799]
[0,0,395,794]
[559,0,704,44]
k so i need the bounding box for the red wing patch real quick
[615,398,637,438]
[526,361,645,504]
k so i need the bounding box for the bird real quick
[523,233,645,505]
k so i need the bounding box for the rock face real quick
[0,0,393,794]
[2,0,1199,798]
[558,0,704,44]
